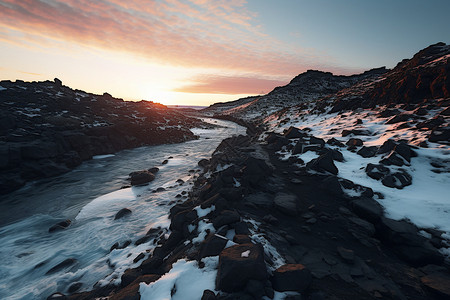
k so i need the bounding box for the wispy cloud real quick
[0,0,342,78]
[174,74,287,94]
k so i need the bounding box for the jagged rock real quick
[386,113,411,124]
[129,170,155,186]
[114,208,132,220]
[284,127,307,139]
[357,146,378,158]
[198,234,228,259]
[292,140,305,155]
[381,170,412,189]
[365,163,390,180]
[306,151,338,175]
[48,220,71,233]
[377,139,397,154]
[380,152,407,166]
[271,264,312,292]
[273,193,298,216]
[320,148,344,162]
[310,136,325,148]
[394,142,416,162]
[216,243,267,292]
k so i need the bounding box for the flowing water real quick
[0,118,246,300]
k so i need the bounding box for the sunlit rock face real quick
[0,79,206,194]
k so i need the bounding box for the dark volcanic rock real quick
[201,290,217,300]
[365,163,390,180]
[212,210,240,228]
[114,208,132,220]
[429,126,450,144]
[272,264,312,293]
[381,170,412,189]
[357,146,378,158]
[216,243,267,292]
[198,234,228,259]
[306,151,338,175]
[342,129,371,137]
[129,170,155,186]
[284,127,307,139]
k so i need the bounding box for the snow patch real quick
[140,257,218,300]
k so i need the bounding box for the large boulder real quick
[198,234,228,259]
[212,210,240,228]
[306,151,338,175]
[357,146,378,158]
[284,127,307,139]
[129,170,155,186]
[365,163,390,180]
[216,243,267,292]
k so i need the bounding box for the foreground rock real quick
[216,243,267,292]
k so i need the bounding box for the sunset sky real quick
[1,0,449,106]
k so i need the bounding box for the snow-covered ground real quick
[264,105,450,246]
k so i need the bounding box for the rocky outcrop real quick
[0,79,209,194]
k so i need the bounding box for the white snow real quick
[241,250,250,257]
[265,106,450,240]
[192,220,215,244]
[140,257,218,300]
[194,205,215,218]
[0,85,7,91]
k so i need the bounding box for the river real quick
[0,118,246,300]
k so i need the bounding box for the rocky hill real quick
[202,68,387,121]
[0,79,208,194]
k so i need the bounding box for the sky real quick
[0,0,449,106]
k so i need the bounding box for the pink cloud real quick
[0,0,352,78]
[174,74,288,94]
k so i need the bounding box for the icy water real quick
[0,118,246,300]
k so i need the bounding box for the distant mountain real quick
[0,79,207,194]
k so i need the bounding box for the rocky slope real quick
[201,68,387,121]
[0,79,208,194]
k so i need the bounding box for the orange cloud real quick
[0,0,349,77]
[174,74,287,94]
